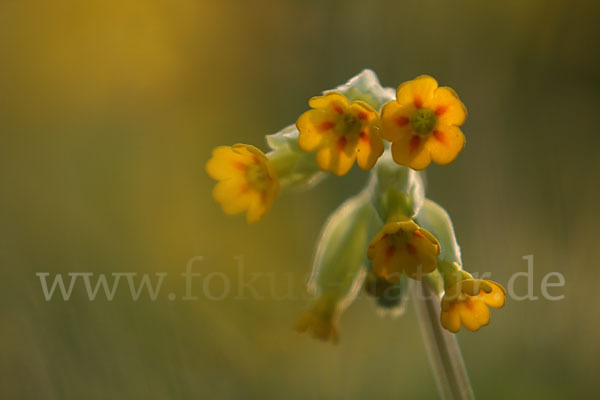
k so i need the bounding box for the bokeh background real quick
[2,0,599,398]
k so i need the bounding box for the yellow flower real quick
[367,219,440,281]
[296,93,384,176]
[380,75,467,170]
[206,144,279,223]
[295,293,339,343]
[440,279,506,333]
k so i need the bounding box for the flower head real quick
[297,93,384,176]
[367,219,440,281]
[381,75,467,170]
[441,279,506,333]
[295,293,339,343]
[206,144,279,223]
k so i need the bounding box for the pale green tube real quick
[412,198,475,399]
[412,280,475,400]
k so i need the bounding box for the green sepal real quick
[266,124,327,190]
[369,152,426,222]
[307,191,383,312]
[325,69,395,111]
[414,199,462,264]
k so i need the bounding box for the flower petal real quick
[309,92,350,115]
[410,231,440,268]
[212,178,256,216]
[426,125,465,165]
[205,146,249,181]
[391,134,431,171]
[380,100,414,142]
[441,306,461,333]
[349,100,378,121]
[397,248,434,280]
[297,109,333,151]
[356,127,384,170]
[237,143,268,162]
[316,140,357,176]
[246,197,268,224]
[431,87,467,126]
[458,300,490,331]
[396,75,438,109]
[370,244,394,281]
[481,282,506,308]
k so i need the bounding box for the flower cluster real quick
[206,70,505,339]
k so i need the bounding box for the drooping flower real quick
[296,93,384,176]
[380,75,467,170]
[206,144,279,223]
[440,278,506,333]
[295,293,340,342]
[367,219,440,282]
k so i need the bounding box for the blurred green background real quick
[1,0,599,398]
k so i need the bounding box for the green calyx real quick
[410,108,437,134]
[265,125,327,191]
[437,260,472,290]
[369,153,425,222]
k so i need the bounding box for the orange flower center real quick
[410,108,436,134]
[335,113,362,137]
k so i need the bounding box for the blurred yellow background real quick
[1,0,599,398]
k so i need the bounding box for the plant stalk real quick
[411,280,475,400]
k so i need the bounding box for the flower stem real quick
[411,280,475,400]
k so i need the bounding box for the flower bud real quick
[296,191,383,341]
